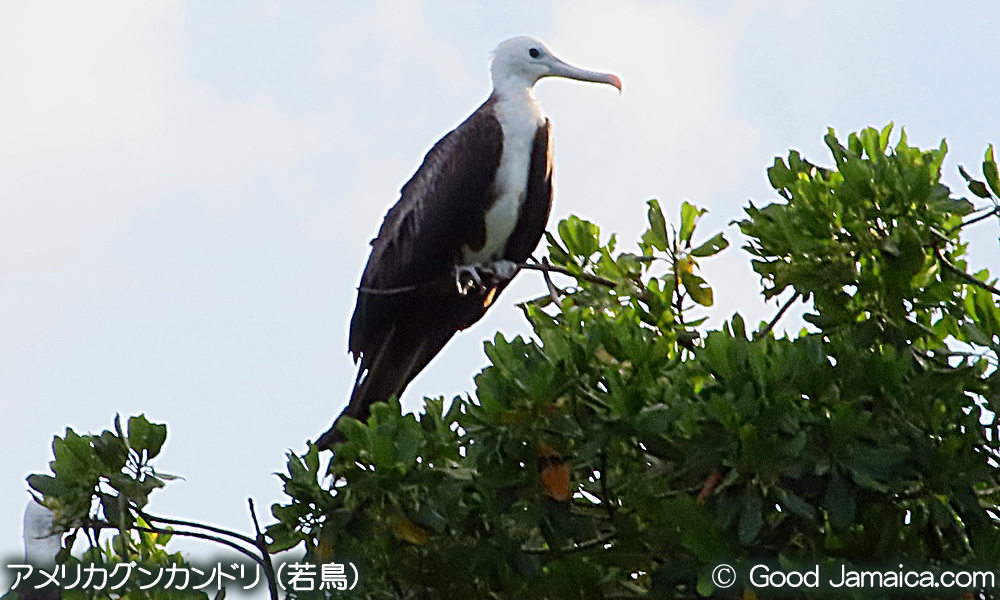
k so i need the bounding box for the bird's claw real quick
[454,261,520,295]
[455,264,483,295]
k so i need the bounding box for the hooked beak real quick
[546,56,622,93]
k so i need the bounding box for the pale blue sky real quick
[2,0,999,577]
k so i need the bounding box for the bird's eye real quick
[528,48,541,59]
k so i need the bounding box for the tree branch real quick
[357,259,618,296]
[138,510,258,546]
[539,257,563,305]
[135,526,261,563]
[949,205,1000,233]
[249,498,279,600]
[935,248,1000,297]
[520,262,618,288]
[84,519,261,564]
[522,532,617,555]
[755,292,800,340]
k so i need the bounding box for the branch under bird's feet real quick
[454,260,522,295]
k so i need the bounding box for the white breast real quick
[462,91,544,264]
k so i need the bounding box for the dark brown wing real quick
[503,118,553,262]
[316,100,504,449]
[348,99,503,358]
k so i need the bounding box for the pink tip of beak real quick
[608,74,623,93]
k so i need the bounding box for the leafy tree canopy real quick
[11,125,1000,599]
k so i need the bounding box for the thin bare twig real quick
[135,526,261,563]
[84,519,261,563]
[522,531,617,555]
[136,504,277,599]
[952,205,1000,232]
[139,510,257,546]
[935,248,1000,297]
[755,292,800,340]
[520,262,618,288]
[539,257,563,305]
[249,499,279,600]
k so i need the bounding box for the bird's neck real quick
[491,79,540,106]
[490,83,543,127]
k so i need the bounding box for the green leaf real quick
[731,314,747,340]
[739,492,764,544]
[93,430,128,472]
[53,429,101,477]
[984,144,1000,198]
[859,126,881,160]
[695,574,716,597]
[959,165,992,199]
[680,271,713,307]
[557,216,601,259]
[825,128,848,164]
[767,157,796,190]
[884,225,925,279]
[545,231,569,265]
[27,473,61,497]
[266,521,305,553]
[679,201,705,246]
[645,199,668,252]
[303,443,320,476]
[635,404,674,437]
[878,122,894,153]
[689,232,729,257]
[128,414,167,459]
[824,475,856,531]
[99,492,133,529]
[780,490,816,521]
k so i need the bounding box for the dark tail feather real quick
[316,327,454,450]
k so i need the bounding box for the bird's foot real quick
[455,264,484,295]
[454,261,520,295]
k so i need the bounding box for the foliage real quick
[18,126,1000,599]
[269,126,1000,599]
[6,416,214,600]
[26,415,170,540]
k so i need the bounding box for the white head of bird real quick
[490,36,622,98]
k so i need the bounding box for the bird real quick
[316,36,621,449]
[23,499,61,565]
[21,499,62,600]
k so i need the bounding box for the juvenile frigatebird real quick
[317,37,620,449]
